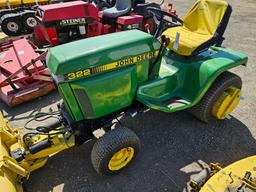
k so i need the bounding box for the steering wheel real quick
[147,7,183,37]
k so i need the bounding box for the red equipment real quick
[0,39,54,106]
[33,1,177,47]
[34,1,100,47]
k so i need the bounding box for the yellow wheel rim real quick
[212,87,242,119]
[108,147,135,171]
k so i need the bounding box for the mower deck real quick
[200,156,256,191]
[0,39,55,106]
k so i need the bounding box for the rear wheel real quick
[91,127,140,175]
[189,71,242,123]
[1,15,22,36]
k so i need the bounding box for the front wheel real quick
[91,127,141,175]
[189,71,242,123]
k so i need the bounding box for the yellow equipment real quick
[190,156,256,192]
[163,0,231,56]
[0,112,75,192]
[0,0,49,9]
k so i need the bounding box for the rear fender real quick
[136,47,248,112]
[183,47,248,107]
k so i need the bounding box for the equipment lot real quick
[0,0,255,191]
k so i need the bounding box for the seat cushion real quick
[103,0,132,18]
[103,7,123,18]
[163,26,211,56]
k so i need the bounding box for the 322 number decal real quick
[67,69,91,80]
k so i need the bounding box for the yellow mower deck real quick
[0,112,75,192]
[0,112,25,192]
[200,156,256,192]
[0,0,49,9]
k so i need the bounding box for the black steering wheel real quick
[147,7,183,37]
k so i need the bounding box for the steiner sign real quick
[59,17,95,26]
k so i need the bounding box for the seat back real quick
[115,0,131,10]
[132,0,145,8]
[183,0,231,36]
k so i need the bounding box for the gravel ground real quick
[0,0,256,191]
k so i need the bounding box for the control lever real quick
[149,35,170,79]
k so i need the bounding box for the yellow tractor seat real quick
[163,0,232,56]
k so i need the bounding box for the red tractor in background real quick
[33,0,176,47]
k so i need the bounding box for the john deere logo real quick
[66,50,159,80]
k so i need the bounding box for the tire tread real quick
[91,127,141,175]
[189,71,242,123]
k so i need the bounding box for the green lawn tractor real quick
[0,0,248,191]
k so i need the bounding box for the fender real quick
[136,46,248,112]
[187,46,248,108]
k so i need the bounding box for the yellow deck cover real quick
[163,0,228,56]
[0,0,21,7]
[0,0,49,8]
[200,156,256,191]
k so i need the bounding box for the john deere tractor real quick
[0,0,248,191]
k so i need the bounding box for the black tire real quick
[1,14,22,36]
[22,12,37,34]
[142,17,157,35]
[91,127,141,175]
[189,71,242,123]
[0,9,13,19]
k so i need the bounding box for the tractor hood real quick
[46,30,160,79]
